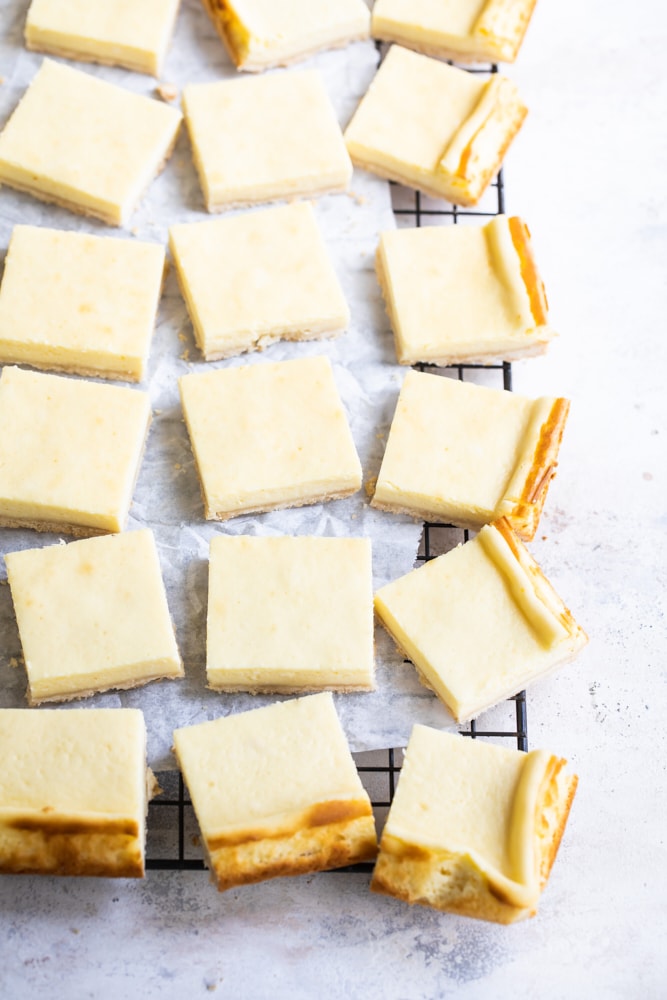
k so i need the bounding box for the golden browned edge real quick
[27,670,184,707]
[205,485,360,521]
[476,0,539,63]
[508,216,549,327]
[503,397,571,542]
[369,493,486,532]
[348,152,479,208]
[0,356,143,383]
[370,756,578,924]
[375,245,550,367]
[201,799,378,892]
[455,100,528,206]
[207,680,375,694]
[0,126,181,227]
[205,181,350,214]
[25,38,160,77]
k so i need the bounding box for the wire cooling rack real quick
[147,69,528,874]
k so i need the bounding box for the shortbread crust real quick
[374,520,588,722]
[0,226,165,381]
[372,370,568,540]
[182,70,352,211]
[0,60,182,226]
[372,0,538,64]
[0,708,151,877]
[201,0,370,72]
[179,356,361,521]
[371,726,577,923]
[377,216,553,366]
[344,45,527,207]
[173,694,377,890]
[5,530,183,704]
[206,535,374,692]
[169,202,349,360]
[24,0,182,76]
[0,367,151,536]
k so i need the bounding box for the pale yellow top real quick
[183,70,351,208]
[179,356,361,518]
[169,202,349,359]
[25,0,181,75]
[373,369,551,524]
[0,226,165,380]
[0,59,182,225]
[0,366,151,533]
[207,535,373,689]
[173,693,368,838]
[345,45,484,177]
[378,217,541,363]
[0,708,146,822]
[374,524,586,721]
[385,725,552,907]
[5,530,182,703]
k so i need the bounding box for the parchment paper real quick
[0,0,457,767]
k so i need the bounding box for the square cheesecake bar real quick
[24,0,181,76]
[179,356,361,520]
[344,45,527,207]
[0,226,165,381]
[169,202,349,361]
[0,60,182,225]
[372,369,569,540]
[0,708,152,877]
[377,216,553,366]
[182,70,352,211]
[5,530,183,705]
[374,520,588,722]
[372,0,539,64]
[202,0,370,72]
[173,693,377,890]
[207,535,374,692]
[0,366,151,536]
[371,726,577,923]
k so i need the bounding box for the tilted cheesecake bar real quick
[179,356,361,521]
[202,0,370,72]
[5,530,183,705]
[24,0,181,76]
[377,216,553,366]
[374,520,588,722]
[0,708,152,877]
[0,226,165,381]
[372,369,569,540]
[183,70,352,211]
[169,202,349,361]
[0,366,151,536]
[372,0,539,64]
[0,59,182,226]
[371,726,577,923]
[207,535,374,692]
[345,45,527,207]
[173,693,378,890]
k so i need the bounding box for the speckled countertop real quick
[1,0,666,997]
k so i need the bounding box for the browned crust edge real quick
[508,216,549,327]
[204,485,361,521]
[204,181,351,214]
[348,153,479,208]
[370,30,506,65]
[27,669,184,707]
[0,356,143,383]
[206,680,375,695]
[451,93,528,206]
[24,38,161,77]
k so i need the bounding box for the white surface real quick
[0,0,665,997]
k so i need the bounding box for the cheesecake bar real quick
[169,202,349,361]
[182,70,352,211]
[372,369,569,540]
[179,356,361,520]
[372,0,539,64]
[0,226,165,381]
[0,60,182,226]
[377,216,553,366]
[374,520,587,722]
[173,693,377,890]
[0,708,152,877]
[207,535,374,692]
[24,0,181,76]
[371,725,577,923]
[202,0,370,72]
[5,530,183,705]
[0,366,151,536]
[344,45,527,207]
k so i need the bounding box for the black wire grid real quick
[147,69,528,874]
